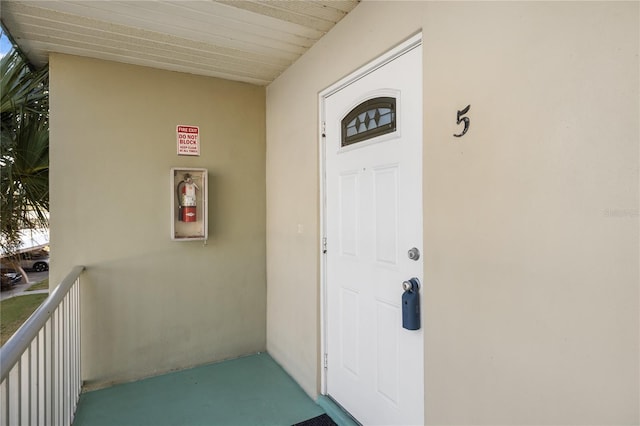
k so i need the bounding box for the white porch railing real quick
[0,266,84,426]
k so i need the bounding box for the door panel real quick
[374,166,398,265]
[339,172,359,256]
[340,287,360,376]
[324,44,423,425]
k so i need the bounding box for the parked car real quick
[1,267,22,290]
[18,250,49,272]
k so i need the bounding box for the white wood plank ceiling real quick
[0,0,359,85]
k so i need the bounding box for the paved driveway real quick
[0,270,49,301]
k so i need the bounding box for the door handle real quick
[402,278,420,292]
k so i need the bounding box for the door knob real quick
[402,277,420,292]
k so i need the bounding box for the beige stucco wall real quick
[266,2,639,425]
[50,54,266,387]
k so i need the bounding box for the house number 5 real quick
[453,104,471,137]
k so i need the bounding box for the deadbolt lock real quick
[407,247,420,261]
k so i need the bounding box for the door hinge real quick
[322,121,326,138]
[322,237,327,254]
[324,353,328,369]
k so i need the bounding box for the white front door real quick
[323,39,424,425]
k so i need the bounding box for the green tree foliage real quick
[0,44,49,257]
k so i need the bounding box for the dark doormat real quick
[293,413,338,426]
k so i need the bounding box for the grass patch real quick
[26,278,49,291]
[1,293,48,346]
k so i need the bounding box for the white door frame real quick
[318,32,423,397]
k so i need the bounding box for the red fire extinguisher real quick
[177,173,198,222]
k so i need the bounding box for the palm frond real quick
[0,47,49,255]
[1,50,48,128]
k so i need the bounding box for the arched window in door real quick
[341,97,396,147]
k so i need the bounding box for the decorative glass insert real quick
[341,97,396,147]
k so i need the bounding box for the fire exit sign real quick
[177,125,200,156]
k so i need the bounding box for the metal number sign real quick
[453,105,471,138]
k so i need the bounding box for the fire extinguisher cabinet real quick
[171,167,208,241]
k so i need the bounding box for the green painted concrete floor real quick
[73,352,326,426]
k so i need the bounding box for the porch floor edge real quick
[316,395,360,426]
